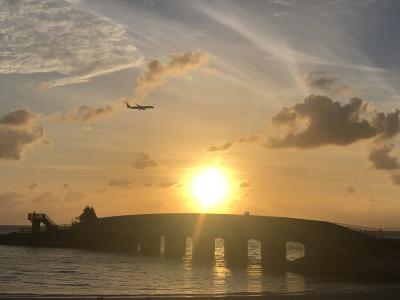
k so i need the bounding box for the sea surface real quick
[1,226,400,297]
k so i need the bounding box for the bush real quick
[76,206,97,223]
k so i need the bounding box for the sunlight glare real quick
[191,168,229,210]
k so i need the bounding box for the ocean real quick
[1,227,400,297]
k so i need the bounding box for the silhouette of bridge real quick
[68,213,396,272]
[2,212,399,274]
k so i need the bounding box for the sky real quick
[1,0,400,227]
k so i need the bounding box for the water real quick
[0,238,398,297]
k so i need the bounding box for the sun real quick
[191,167,230,211]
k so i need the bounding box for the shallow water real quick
[0,239,397,296]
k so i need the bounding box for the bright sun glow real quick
[191,168,229,210]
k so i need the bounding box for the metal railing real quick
[335,222,400,239]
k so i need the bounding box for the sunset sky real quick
[1,0,400,227]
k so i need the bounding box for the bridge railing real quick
[336,222,384,238]
[56,224,72,231]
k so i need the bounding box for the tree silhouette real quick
[76,206,97,223]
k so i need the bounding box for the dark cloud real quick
[304,74,336,91]
[28,182,38,190]
[132,152,158,170]
[0,109,47,161]
[133,51,210,102]
[144,183,153,187]
[206,142,233,152]
[109,179,132,188]
[64,98,125,124]
[266,95,376,149]
[0,192,22,205]
[0,109,39,127]
[266,94,400,186]
[346,186,356,194]
[368,144,400,170]
[0,125,46,161]
[159,181,177,188]
[240,182,251,188]
[370,110,400,140]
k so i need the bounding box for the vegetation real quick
[73,206,97,224]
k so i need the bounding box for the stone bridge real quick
[74,213,385,272]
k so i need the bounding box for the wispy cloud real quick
[109,179,132,188]
[132,152,158,170]
[131,51,210,103]
[0,0,142,88]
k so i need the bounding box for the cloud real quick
[64,191,85,202]
[265,94,400,185]
[303,73,354,97]
[132,51,210,103]
[0,109,47,161]
[240,182,251,188]
[206,142,233,152]
[237,134,259,143]
[144,183,153,187]
[370,110,400,140]
[28,182,38,190]
[368,144,400,170]
[0,109,40,127]
[109,179,132,188]
[346,186,356,194]
[49,51,210,125]
[206,135,259,152]
[159,181,177,188]
[0,192,22,205]
[304,73,336,91]
[132,152,158,170]
[32,192,58,203]
[0,0,142,88]
[63,97,126,124]
[266,95,377,149]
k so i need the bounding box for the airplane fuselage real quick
[126,103,154,110]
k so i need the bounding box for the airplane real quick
[126,102,154,111]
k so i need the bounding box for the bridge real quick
[70,213,397,273]
[1,212,398,274]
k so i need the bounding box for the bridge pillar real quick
[116,235,140,254]
[31,219,41,234]
[261,239,286,271]
[224,237,248,266]
[192,235,214,261]
[165,235,186,257]
[140,234,161,256]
